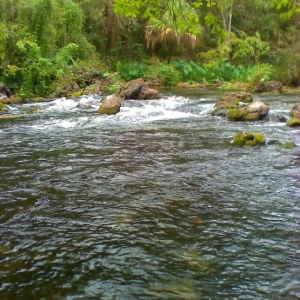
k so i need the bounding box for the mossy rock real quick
[227,107,246,120]
[278,141,297,150]
[0,113,24,120]
[286,118,300,127]
[99,105,120,115]
[70,89,83,98]
[227,107,261,121]
[99,95,121,115]
[213,91,253,116]
[243,112,261,121]
[0,102,7,110]
[232,132,265,146]
[227,101,269,121]
[289,104,300,119]
[217,92,253,104]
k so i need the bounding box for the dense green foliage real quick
[0,0,300,96]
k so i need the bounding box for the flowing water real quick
[0,89,299,300]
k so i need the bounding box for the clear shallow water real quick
[0,90,299,299]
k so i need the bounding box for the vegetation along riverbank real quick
[1,0,300,99]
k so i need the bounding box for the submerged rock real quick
[227,101,269,121]
[231,132,265,146]
[98,95,121,115]
[278,141,297,150]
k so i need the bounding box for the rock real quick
[271,114,287,123]
[83,80,102,95]
[252,80,283,93]
[138,86,160,100]
[76,103,93,110]
[286,117,300,127]
[290,103,300,118]
[119,78,160,100]
[227,101,269,121]
[0,82,12,102]
[279,141,297,150]
[57,82,80,98]
[98,95,121,115]
[212,91,253,116]
[231,132,265,146]
[286,104,300,127]
[0,102,9,114]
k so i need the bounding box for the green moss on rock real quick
[227,108,246,120]
[98,95,121,115]
[232,132,265,146]
[0,102,6,110]
[226,101,269,121]
[280,141,297,150]
[243,112,260,121]
[286,118,300,127]
[213,92,253,116]
[99,105,120,114]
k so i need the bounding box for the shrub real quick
[171,59,207,82]
[146,63,181,86]
[247,63,273,88]
[117,61,146,81]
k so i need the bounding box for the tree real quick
[115,0,201,62]
[277,0,300,19]
[106,0,116,51]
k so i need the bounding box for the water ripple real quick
[0,93,299,299]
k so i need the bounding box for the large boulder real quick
[286,103,300,127]
[251,80,283,93]
[227,101,269,121]
[212,91,253,117]
[231,132,265,146]
[98,95,121,115]
[119,78,160,100]
[0,82,11,102]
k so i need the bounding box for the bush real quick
[247,63,273,88]
[146,63,181,86]
[171,59,207,82]
[117,61,146,81]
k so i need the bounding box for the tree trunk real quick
[105,0,116,52]
[167,41,174,64]
[227,0,233,39]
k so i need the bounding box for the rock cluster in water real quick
[212,91,269,121]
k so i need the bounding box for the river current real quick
[0,89,299,299]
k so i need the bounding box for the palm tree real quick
[145,0,200,63]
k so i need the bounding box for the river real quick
[0,89,299,299]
